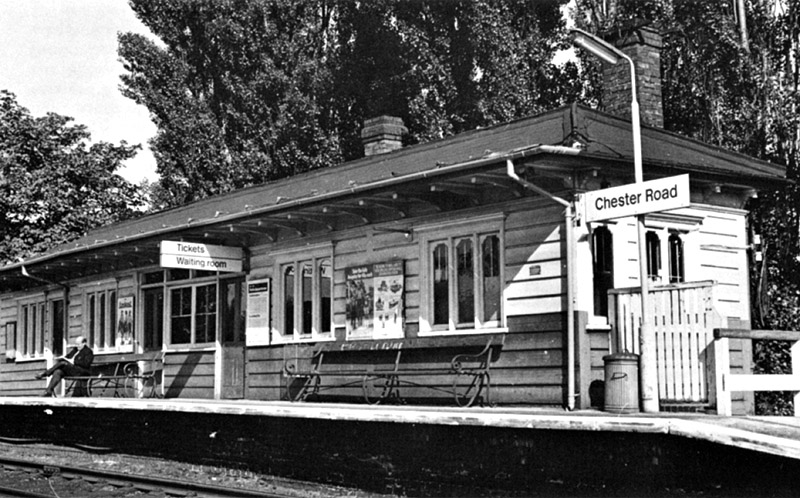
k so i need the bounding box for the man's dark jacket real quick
[65,346,93,374]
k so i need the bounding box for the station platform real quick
[4,397,800,461]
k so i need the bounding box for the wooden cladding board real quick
[248,312,566,405]
[163,351,216,399]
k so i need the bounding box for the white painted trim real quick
[417,327,508,338]
[724,374,800,392]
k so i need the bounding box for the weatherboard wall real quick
[244,199,570,405]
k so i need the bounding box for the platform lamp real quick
[571,28,659,413]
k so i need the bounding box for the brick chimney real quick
[361,116,407,156]
[601,25,663,128]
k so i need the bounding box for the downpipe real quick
[506,159,578,411]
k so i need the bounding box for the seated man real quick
[35,335,94,397]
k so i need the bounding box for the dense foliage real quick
[118,0,579,209]
[575,0,800,414]
[0,91,144,265]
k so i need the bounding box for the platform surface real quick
[4,397,800,461]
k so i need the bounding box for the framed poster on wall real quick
[346,261,404,340]
[116,296,134,353]
[246,278,271,346]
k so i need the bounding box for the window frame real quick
[167,281,218,346]
[644,227,689,285]
[418,215,506,336]
[84,287,119,353]
[272,243,334,344]
[140,268,245,351]
[18,298,46,359]
[15,293,62,361]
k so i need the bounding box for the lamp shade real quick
[571,28,621,65]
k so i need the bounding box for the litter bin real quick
[603,352,639,414]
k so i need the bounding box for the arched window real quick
[432,243,449,326]
[668,233,685,283]
[592,226,614,317]
[646,231,661,282]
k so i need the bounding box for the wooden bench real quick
[283,334,505,407]
[64,351,164,398]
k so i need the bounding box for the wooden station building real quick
[0,28,787,414]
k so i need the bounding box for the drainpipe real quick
[506,158,579,410]
[21,266,69,354]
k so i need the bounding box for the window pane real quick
[319,259,332,334]
[37,303,46,355]
[170,287,192,344]
[52,300,64,357]
[646,231,661,281]
[592,227,614,317]
[88,295,96,348]
[144,288,163,351]
[432,243,449,325]
[195,284,217,343]
[456,238,474,324]
[284,265,295,335]
[301,263,313,336]
[143,271,164,285]
[482,235,501,322]
[109,291,117,349]
[168,269,191,282]
[669,233,685,284]
[99,293,106,348]
[30,305,37,356]
[194,270,216,279]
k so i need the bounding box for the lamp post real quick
[571,28,659,413]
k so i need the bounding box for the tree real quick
[330,0,580,156]
[0,91,144,265]
[119,0,578,208]
[574,0,800,414]
[119,0,342,208]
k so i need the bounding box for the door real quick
[220,277,246,399]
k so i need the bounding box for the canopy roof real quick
[1,104,786,291]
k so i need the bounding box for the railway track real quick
[0,455,293,497]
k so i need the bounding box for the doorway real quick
[220,277,246,399]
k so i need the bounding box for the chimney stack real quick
[361,116,407,156]
[602,25,663,128]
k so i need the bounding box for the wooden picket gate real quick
[608,281,724,403]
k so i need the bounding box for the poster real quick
[246,279,271,346]
[346,261,404,340]
[345,265,374,340]
[5,322,15,362]
[373,261,404,338]
[116,296,134,353]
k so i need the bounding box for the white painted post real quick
[792,340,800,415]
[715,337,732,416]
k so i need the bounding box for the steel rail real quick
[0,455,284,497]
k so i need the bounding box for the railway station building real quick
[0,28,787,414]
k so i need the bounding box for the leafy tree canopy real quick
[0,91,144,265]
[119,0,578,209]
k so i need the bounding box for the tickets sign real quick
[160,241,244,273]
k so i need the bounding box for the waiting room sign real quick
[160,241,244,273]
[584,174,690,222]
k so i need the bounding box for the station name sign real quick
[584,174,690,222]
[160,241,244,273]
